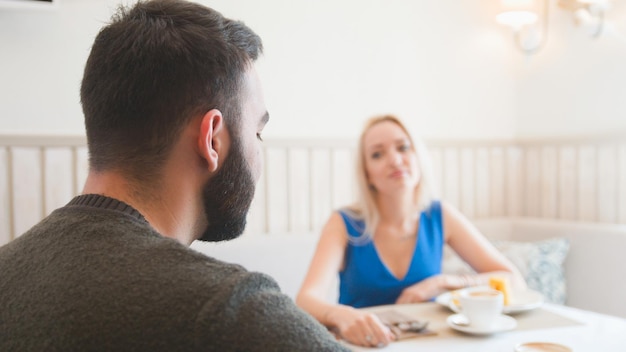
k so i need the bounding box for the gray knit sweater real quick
[0,194,349,351]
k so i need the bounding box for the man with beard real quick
[0,1,349,351]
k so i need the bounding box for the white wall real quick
[0,0,516,140]
[0,0,114,136]
[514,1,626,139]
[221,0,517,140]
[2,1,625,140]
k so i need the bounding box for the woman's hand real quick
[325,305,395,348]
[395,275,449,304]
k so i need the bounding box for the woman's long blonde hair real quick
[346,115,436,241]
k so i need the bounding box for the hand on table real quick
[395,274,448,304]
[326,305,395,348]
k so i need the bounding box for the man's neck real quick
[81,171,200,246]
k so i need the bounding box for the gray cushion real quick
[442,237,570,304]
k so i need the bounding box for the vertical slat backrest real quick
[2,134,626,245]
[0,135,87,244]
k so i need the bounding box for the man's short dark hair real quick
[80,0,262,182]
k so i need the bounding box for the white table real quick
[347,302,626,351]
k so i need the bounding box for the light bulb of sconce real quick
[497,0,538,30]
[496,10,539,31]
[574,8,593,25]
[577,0,612,12]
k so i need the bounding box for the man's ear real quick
[198,109,224,173]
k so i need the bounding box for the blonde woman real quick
[296,115,525,348]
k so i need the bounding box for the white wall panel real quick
[11,148,43,237]
[442,148,460,208]
[558,146,578,221]
[0,148,10,244]
[577,146,597,222]
[429,148,444,199]
[489,148,506,218]
[524,148,541,218]
[597,145,618,223]
[330,149,355,211]
[43,148,74,215]
[619,146,626,224]
[310,149,333,231]
[288,148,311,233]
[475,148,490,218]
[3,135,626,245]
[540,147,558,219]
[459,148,476,219]
[506,147,523,217]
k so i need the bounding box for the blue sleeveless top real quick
[338,201,444,308]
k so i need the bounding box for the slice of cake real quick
[489,276,511,305]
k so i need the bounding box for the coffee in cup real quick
[459,288,504,329]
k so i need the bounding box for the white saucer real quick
[447,313,517,335]
[436,287,544,315]
[515,342,572,352]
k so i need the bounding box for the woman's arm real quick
[442,201,526,290]
[296,212,394,347]
[296,212,347,324]
[396,202,526,304]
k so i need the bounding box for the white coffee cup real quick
[459,288,504,329]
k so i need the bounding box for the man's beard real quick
[197,139,256,242]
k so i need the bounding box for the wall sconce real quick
[496,0,612,56]
[559,0,611,38]
[496,0,549,56]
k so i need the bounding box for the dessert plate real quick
[436,287,544,315]
[447,313,517,335]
